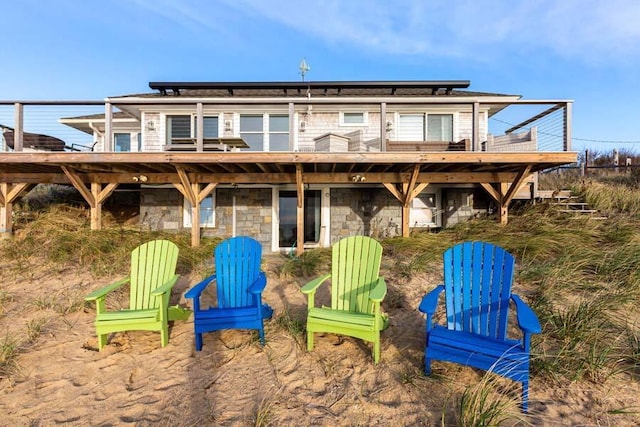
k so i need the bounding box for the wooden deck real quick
[0,150,577,250]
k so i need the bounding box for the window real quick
[410,193,439,227]
[240,114,263,151]
[397,113,454,142]
[340,112,367,126]
[167,115,219,142]
[183,194,215,228]
[427,114,453,141]
[269,115,289,151]
[114,133,131,152]
[240,114,290,152]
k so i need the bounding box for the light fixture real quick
[132,174,148,182]
[385,120,393,132]
[351,174,366,182]
[224,120,233,132]
[146,120,156,131]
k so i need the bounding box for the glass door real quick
[278,190,321,248]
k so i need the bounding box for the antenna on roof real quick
[299,58,311,81]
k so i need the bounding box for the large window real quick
[240,114,290,152]
[240,115,263,151]
[427,114,453,141]
[167,115,219,142]
[397,113,453,141]
[269,115,289,151]
[183,194,215,228]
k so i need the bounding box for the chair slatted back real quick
[331,236,383,314]
[443,241,514,340]
[215,236,262,308]
[130,240,179,310]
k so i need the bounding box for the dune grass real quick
[2,174,640,423]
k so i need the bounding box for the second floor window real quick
[397,113,453,142]
[167,115,219,142]
[240,114,289,151]
[114,133,131,152]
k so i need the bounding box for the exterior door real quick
[278,190,321,249]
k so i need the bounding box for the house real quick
[0,81,576,253]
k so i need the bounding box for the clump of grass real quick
[274,307,305,346]
[253,393,276,427]
[26,318,47,343]
[0,334,20,377]
[452,375,525,427]
[0,290,12,315]
[279,249,330,278]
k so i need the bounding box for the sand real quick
[1,256,639,426]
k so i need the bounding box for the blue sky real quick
[1,0,639,152]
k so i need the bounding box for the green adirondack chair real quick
[301,235,388,363]
[85,240,180,351]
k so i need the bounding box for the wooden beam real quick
[0,183,31,235]
[296,164,304,256]
[0,171,524,185]
[62,166,95,208]
[191,183,201,247]
[90,183,102,230]
[410,182,430,201]
[480,183,501,203]
[175,166,196,205]
[383,183,403,203]
[197,183,218,203]
[503,165,532,206]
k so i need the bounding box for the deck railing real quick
[0,99,572,154]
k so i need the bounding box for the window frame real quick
[339,111,368,126]
[183,193,216,228]
[166,114,220,143]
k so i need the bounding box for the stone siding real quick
[330,188,401,243]
[139,187,273,249]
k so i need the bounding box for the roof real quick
[112,80,519,99]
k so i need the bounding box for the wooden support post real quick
[296,165,304,256]
[499,182,509,225]
[380,102,387,151]
[175,166,200,247]
[0,183,30,236]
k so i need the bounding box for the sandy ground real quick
[1,255,639,426]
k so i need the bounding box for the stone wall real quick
[330,188,401,243]
[139,187,273,249]
[214,188,272,245]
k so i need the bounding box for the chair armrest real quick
[184,274,217,300]
[511,294,542,334]
[369,277,387,303]
[300,273,331,295]
[85,277,130,301]
[151,274,180,296]
[248,272,267,294]
[418,285,444,315]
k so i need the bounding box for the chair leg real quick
[195,333,203,351]
[424,354,432,375]
[161,324,169,347]
[373,337,380,364]
[521,379,529,413]
[258,327,266,346]
[98,334,108,351]
[307,331,314,352]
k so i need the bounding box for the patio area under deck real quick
[0,151,577,253]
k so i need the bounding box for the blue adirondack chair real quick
[184,236,272,350]
[418,241,541,412]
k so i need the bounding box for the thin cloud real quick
[219,0,640,63]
